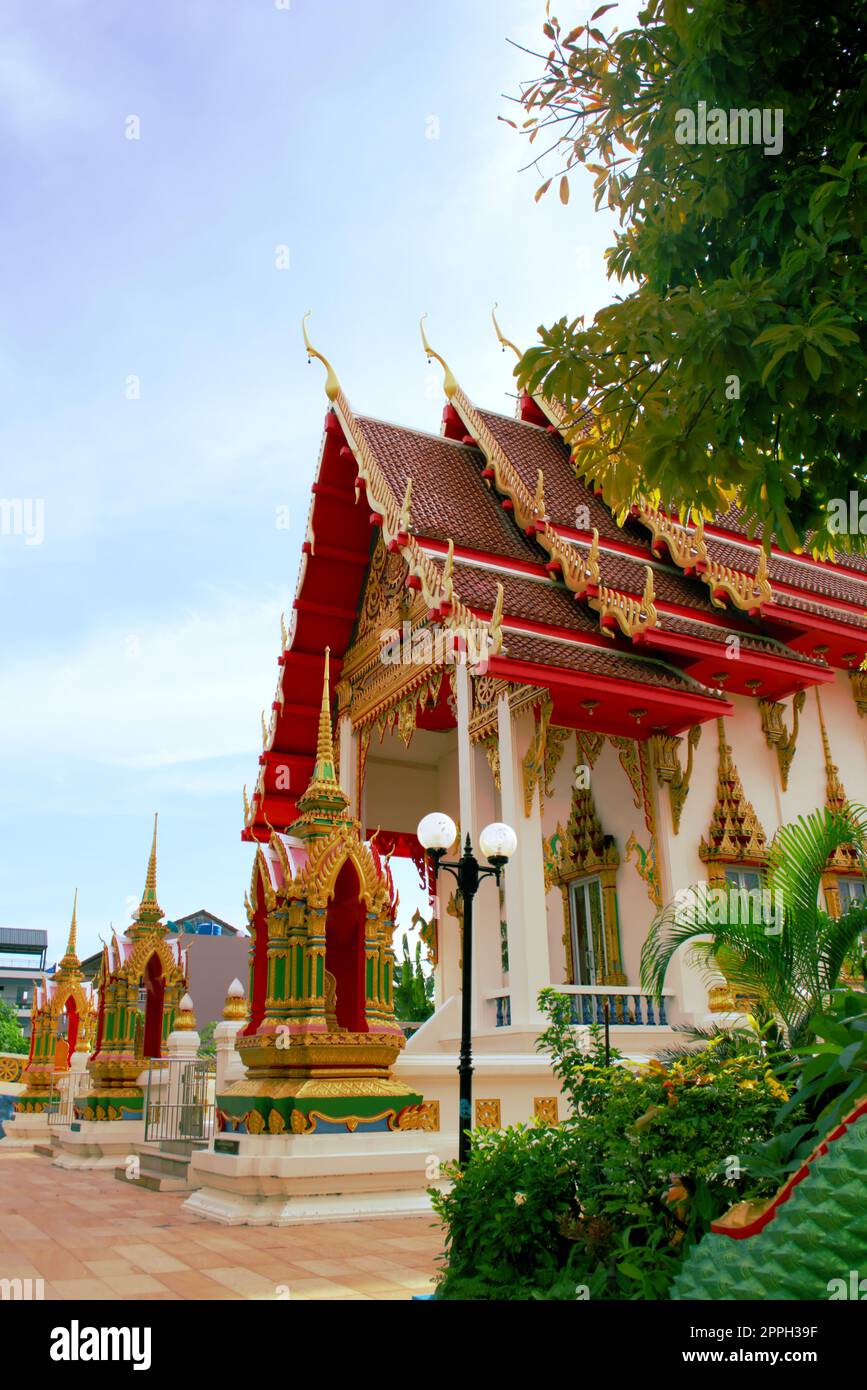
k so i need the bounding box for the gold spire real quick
[420,315,459,399]
[292,648,350,834]
[491,303,522,359]
[130,813,164,933]
[302,311,342,401]
[55,889,83,981]
[65,889,78,960]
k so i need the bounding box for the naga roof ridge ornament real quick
[420,314,459,399]
[302,310,342,402]
[491,303,522,360]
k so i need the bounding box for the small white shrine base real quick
[49,1118,147,1170]
[0,1107,49,1150]
[185,1130,454,1226]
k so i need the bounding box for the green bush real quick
[0,1000,29,1055]
[432,991,785,1300]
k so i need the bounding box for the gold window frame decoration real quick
[545,769,625,985]
[699,718,768,1011]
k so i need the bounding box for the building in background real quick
[0,928,48,1040]
[80,910,247,1029]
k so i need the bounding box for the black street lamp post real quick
[417,814,517,1168]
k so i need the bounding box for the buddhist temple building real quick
[235,312,867,1129]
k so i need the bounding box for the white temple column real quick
[497,693,550,1031]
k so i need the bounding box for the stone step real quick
[33,1143,56,1158]
[137,1151,191,1178]
[113,1166,192,1193]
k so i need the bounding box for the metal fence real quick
[144,1059,214,1144]
[46,1069,90,1127]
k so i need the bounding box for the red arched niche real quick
[60,994,80,1058]
[325,859,368,1033]
[143,953,165,1058]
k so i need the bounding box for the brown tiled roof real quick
[772,589,867,631]
[451,561,599,634]
[476,408,649,546]
[705,534,867,611]
[714,503,867,582]
[500,630,724,696]
[354,416,537,564]
[657,612,828,666]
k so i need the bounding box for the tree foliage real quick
[507,0,866,553]
[640,803,867,1043]
[0,1000,29,1055]
[393,935,434,1023]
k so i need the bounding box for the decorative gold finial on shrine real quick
[302,311,341,402]
[56,890,81,977]
[491,303,522,359]
[134,813,164,927]
[420,314,459,399]
[223,978,247,1021]
[242,784,252,824]
[280,611,289,649]
[292,647,350,831]
[67,889,77,958]
[173,992,197,1032]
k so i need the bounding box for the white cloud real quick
[0,589,285,781]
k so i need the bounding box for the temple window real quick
[567,875,608,986]
[723,867,763,895]
[836,877,867,915]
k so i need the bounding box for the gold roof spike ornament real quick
[398,478,413,535]
[420,314,459,399]
[55,889,81,978]
[130,813,165,933]
[491,303,522,359]
[302,311,342,402]
[291,647,351,838]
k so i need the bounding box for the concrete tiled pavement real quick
[0,1150,444,1300]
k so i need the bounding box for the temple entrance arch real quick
[143,952,165,1058]
[325,857,367,1032]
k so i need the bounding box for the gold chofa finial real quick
[492,303,522,359]
[280,611,289,649]
[420,315,459,399]
[302,312,341,402]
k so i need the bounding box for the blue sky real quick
[0,0,637,967]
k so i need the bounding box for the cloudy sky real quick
[0,0,637,966]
